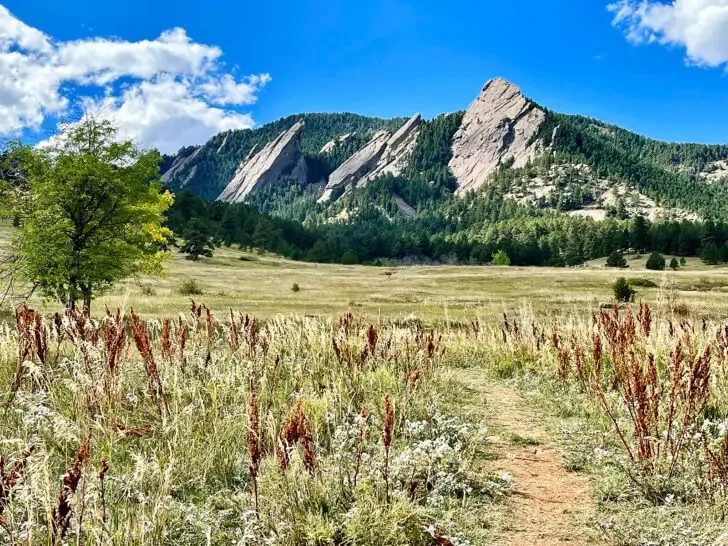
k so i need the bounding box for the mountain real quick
[161,113,407,200]
[163,77,728,268]
[163,77,728,221]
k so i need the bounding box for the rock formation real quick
[320,132,356,154]
[218,121,307,203]
[449,78,546,195]
[161,146,202,189]
[319,114,422,203]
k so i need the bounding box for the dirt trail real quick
[456,369,603,545]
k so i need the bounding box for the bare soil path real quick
[455,369,604,545]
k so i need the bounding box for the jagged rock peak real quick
[450,78,546,195]
[218,120,307,203]
[318,114,422,203]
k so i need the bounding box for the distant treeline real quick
[166,190,728,266]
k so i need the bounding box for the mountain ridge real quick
[162,77,728,222]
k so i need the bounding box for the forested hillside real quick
[160,79,728,267]
[542,112,728,218]
[162,113,407,199]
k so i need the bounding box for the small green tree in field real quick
[1,119,172,309]
[606,250,627,268]
[680,257,687,266]
[645,252,666,271]
[181,231,215,261]
[492,250,511,266]
[613,277,636,303]
[669,257,679,271]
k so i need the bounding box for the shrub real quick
[669,257,679,270]
[341,250,358,265]
[492,250,511,266]
[291,283,301,293]
[179,279,203,296]
[613,277,636,302]
[606,250,628,268]
[645,252,666,271]
[628,277,658,288]
[680,257,687,266]
[140,284,156,297]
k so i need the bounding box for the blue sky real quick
[2,0,728,153]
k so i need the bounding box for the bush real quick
[645,252,666,271]
[140,284,156,297]
[606,250,628,268]
[680,257,687,266]
[492,250,511,266]
[669,257,679,271]
[628,277,658,288]
[341,250,358,265]
[291,283,301,293]
[613,277,636,302]
[179,279,204,296]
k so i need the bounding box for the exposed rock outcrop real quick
[320,132,356,154]
[450,78,546,195]
[161,146,202,188]
[318,114,422,203]
[218,121,307,203]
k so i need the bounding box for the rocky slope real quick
[450,78,547,195]
[319,113,422,202]
[218,120,307,203]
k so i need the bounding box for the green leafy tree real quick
[606,250,627,268]
[2,119,172,309]
[669,257,679,270]
[645,252,666,271]
[492,250,511,266]
[613,277,635,303]
[181,231,215,261]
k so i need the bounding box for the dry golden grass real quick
[0,219,722,324]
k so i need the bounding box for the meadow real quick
[9,235,728,326]
[2,235,728,544]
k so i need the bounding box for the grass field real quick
[10,240,728,325]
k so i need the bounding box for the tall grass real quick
[0,303,500,545]
[462,302,728,543]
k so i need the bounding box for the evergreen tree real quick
[181,232,215,261]
[700,242,721,265]
[669,257,679,270]
[606,250,627,268]
[630,215,651,253]
[645,252,666,271]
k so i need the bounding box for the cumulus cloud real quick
[0,4,270,153]
[609,0,728,68]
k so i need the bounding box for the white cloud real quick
[0,4,270,153]
[609,0,728,68]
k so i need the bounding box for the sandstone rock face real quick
[318,130,390,203]
[218,121,307,203]
[161,146,202,188]
[450,78,546,195]
[318,114,422,203]
[362,113,422,183]
[320,132,356,154]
